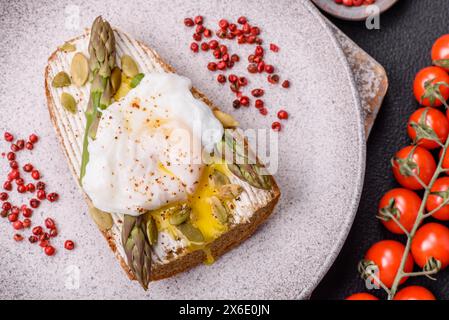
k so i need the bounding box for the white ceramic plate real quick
[0,0,365,299]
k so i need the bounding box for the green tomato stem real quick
[387,135,449,299]
[403,269,439,278]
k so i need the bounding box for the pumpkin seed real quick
[213,110,239,128]
[209,169,230,188]
[71,52,89,86]
[59,42,76,52]
[52,71,71,88]
[209,196,229,224]
[88,206,113,231]
[110,67,122,94]
[218,184,243,200]
[121,55,139,78]
[60,92,77,114]
[130,73,145,88]
[114,72,132,101]
[169,205,191,226]
[177,222,204,243]
[214,110,239,128]
[145,216,158,245]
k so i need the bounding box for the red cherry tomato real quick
[407,108,449,149]
[364,240,414,288]
[393,286,436,300]
[413,66,449,107]
[345,293,379,300]
[378,188,421,234]
[392,146,436,190]
[426,177,449,221]
[432,34,449,71]
[411,223,449,270]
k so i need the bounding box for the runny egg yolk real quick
[151,162,231,246]
[188,163,229,242]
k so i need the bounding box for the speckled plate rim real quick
[311,0,399,21]
[299,0,366,299]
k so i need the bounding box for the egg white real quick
[82,73,223,216]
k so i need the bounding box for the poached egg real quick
[82,73,223,216]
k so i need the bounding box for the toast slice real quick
[44,27,280,285]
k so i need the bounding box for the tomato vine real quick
[351,33,449,301]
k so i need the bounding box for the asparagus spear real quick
[80,16,116,182]
[81,17,152,290]
[122,215,152,290]
[222,132,272,190]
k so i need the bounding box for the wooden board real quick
[328,21,388,137]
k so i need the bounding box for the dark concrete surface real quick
[311,0,449,300]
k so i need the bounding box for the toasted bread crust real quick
[45,30,280,284]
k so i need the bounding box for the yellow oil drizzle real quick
[146,118,168,131]
[202,247,215,265]
[157,162,177,178]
